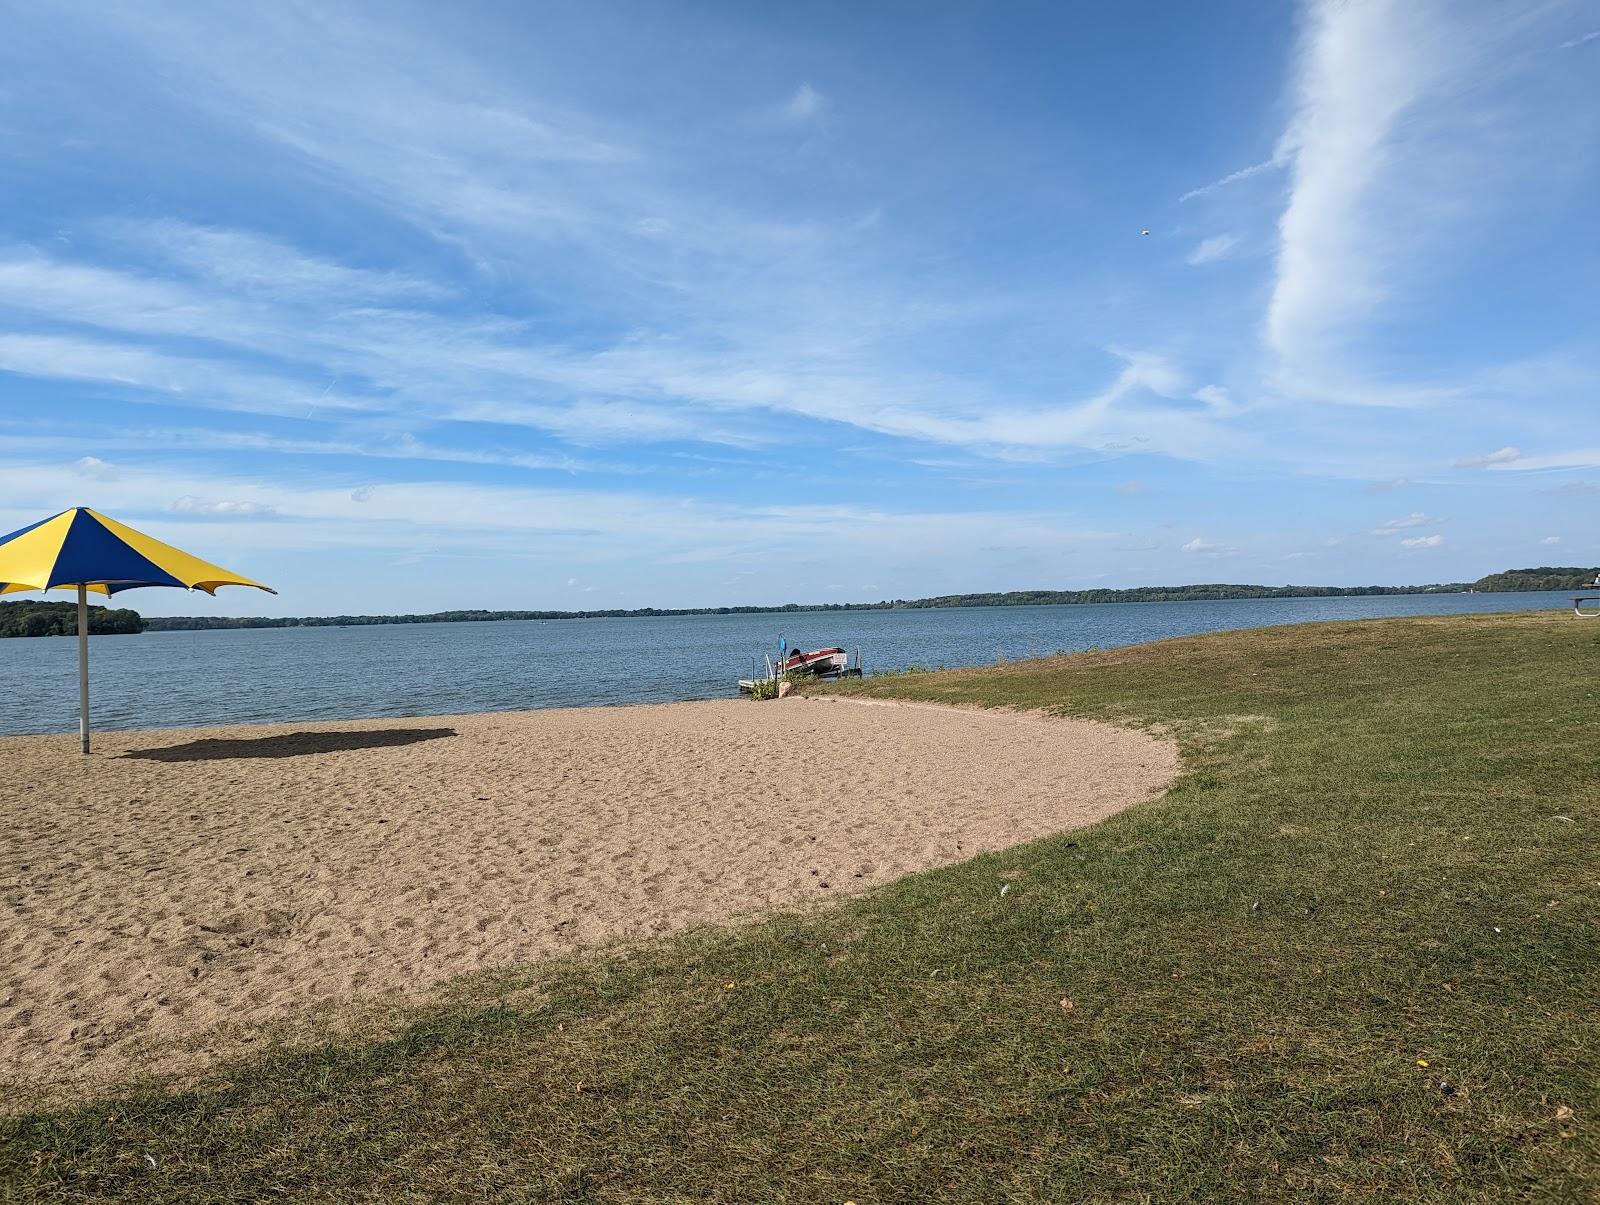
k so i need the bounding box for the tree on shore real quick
[0,600,146,637]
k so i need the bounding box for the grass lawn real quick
[3,610,1597,1202]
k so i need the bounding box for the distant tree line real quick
[877,583,1474,608]
[1470,567,1599,592]
[0,600,145,637]
[138,581,1476,631]
[10,570,1583,637]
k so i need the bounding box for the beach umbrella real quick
[0,507,274,753]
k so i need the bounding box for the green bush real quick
[0,600,145,637]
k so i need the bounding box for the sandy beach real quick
[1,697,1177,1089]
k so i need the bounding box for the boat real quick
[779,646,848,675]
[738,646,859,693]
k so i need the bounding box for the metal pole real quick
[77,584,90,754]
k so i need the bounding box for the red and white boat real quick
[738,645,856,692]
[778,646,849,676]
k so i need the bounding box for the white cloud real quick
[172,496,276,517]
[781,83,825,122]
[1558,30,1600,50]
[1265,0,1464,404]
[74,455,117,480]
[1479,449,1600,472]
[1455,446,1521,469]
[0,458,1129,591]
[1372,512,1429,535]
[1400,534,1443,548]
[1193,384,1242,415]
[1178,156,1284,203]
[0,237,1242,462]
[1115,481,1144,495]
[1181,537,1224,553]
[115,220,446,302]
[5,12,1261,464]
[1186,233,1242,266]
[1539,535,1561,545]
[0,330,380,420]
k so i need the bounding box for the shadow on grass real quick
[121,727,458,761]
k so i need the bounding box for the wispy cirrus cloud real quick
[1178,156,1284,203]
[1455,446,1521,468]
[1372,512,1430,535]
[1266,0,1458,404]
[172,496,277,518]
[0,234,1242,460]
[0,331,380,419]
[0,422,611,475]
[1187,233,1242,266]
[1181,536,1235,555]
[7,6,1264,468]
[1477,449,1600,472]
[0,453,1138,607]
[121,220,448,302]
[1261,0,1599,415]
[780,83,826,122]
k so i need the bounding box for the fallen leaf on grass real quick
[1416,1059,1430,1068]
[1059,998,1074,1011]
[1556,1105,1574,1122]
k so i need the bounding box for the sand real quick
[0,697,1177,1089]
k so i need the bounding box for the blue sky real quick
[1,0,1596,615]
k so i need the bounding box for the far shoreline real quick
[137,583,1572,628]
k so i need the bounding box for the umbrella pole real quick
[77,584,90,755]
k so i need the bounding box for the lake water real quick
[0,592,1573,736]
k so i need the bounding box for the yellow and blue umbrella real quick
[0,507,274,751]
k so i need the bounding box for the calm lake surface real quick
[0,592,1573,736]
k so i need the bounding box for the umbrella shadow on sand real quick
[121,727,459,762]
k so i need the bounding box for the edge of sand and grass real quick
[2,609,1597,1202]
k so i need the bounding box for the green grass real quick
[3,611,1597,1202]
